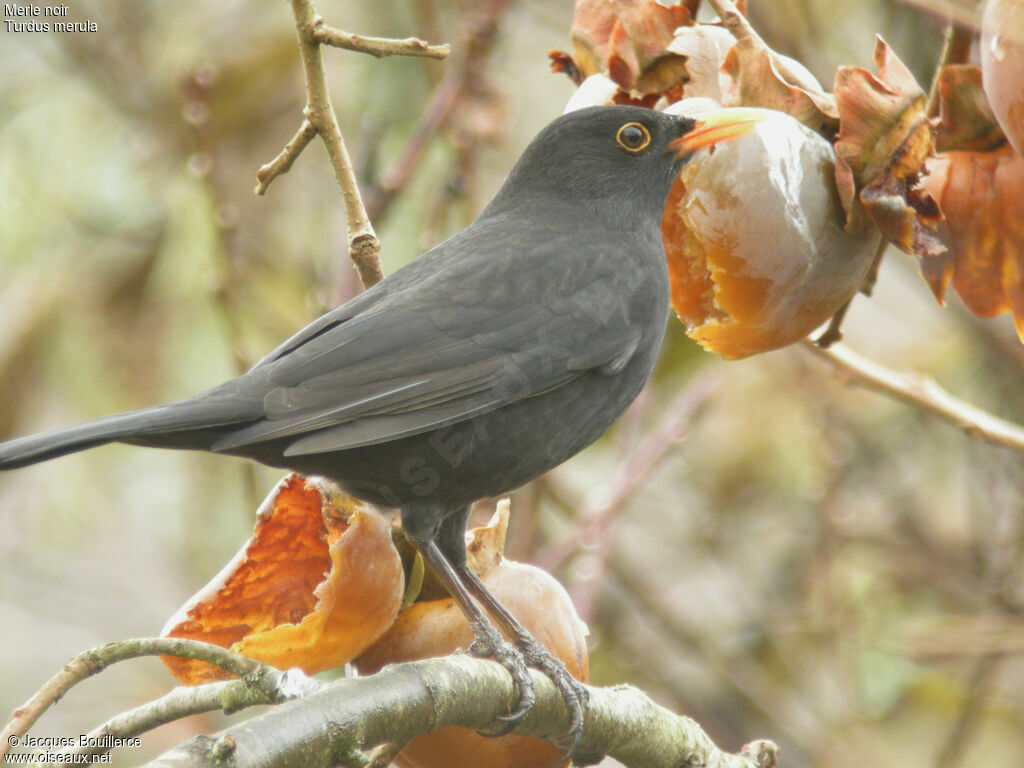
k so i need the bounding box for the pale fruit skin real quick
[981,0,1024,155]
[662,108,881,359]
[355,561,589,768]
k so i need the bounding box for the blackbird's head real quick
[485,105,764,230]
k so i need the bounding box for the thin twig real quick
[802,340,1024,453]
[260,0,437,288]
[933,655,1002,768]
[255,119,317,195]
[62,670,325,761]
[290,0,382,288]
[896,0,983,31]
[815,239,889,348]
[925,18,976,118]
[0,638,266,759]
[312,23,450,59]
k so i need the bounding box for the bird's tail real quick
[0,393,259,470]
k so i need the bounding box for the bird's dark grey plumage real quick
[0,104,725,750]
[1,106,692,555]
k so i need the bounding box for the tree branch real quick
[312,22,450,59]
[254,119,317,196]
[61,670,325,762]
[141,656,778,768]
[802,339,1024,453]
[0,638,270,759]
[256,0,451,289]
[289,0,382,289]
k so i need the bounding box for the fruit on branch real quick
[981,0,1024,154]
[161,474,404,684]
[662,105,880,358]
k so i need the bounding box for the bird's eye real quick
[615,122,651,153]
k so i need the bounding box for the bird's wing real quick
[212,256,642,455]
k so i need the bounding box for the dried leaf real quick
[162,474,404,684]
[935,65,1006,152]
[666,23,734,101]
[833,36,944,256]
[465,499,509,573]
[568,0,693,95]
[548,50,584,85]
[720,37,838,131]
[919,145,1024,339]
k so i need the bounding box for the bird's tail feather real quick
[0,395,258,470]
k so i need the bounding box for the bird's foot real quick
[470,626,587,755]
[468,625,536,735]
[516,633,588,756]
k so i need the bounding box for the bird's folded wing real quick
[211,283,641,455]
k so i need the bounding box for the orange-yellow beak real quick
[669,108,767,156]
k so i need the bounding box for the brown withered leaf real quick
[666,23,734,101]
[934,65,1006,153]
[162,473,404,685]
[465,499,510,573]
[548,50,584,85]
[567,0,694,95]
[919,145,1024,340]
[833,36,944,256]
[719,37,838,132]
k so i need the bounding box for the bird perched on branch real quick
[0,104,762,753]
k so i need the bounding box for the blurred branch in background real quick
[362,0,512,227]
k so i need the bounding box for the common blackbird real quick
[0,105,762,751]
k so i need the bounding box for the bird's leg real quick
[458,563,587,754]
[415,539,537,724]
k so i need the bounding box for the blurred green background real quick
[1,1,1023,766]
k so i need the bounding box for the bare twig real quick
[140,656,777,768]
[896,0,983,31]
[0,638,266,759]
[289,0,382,288]
[815,239,889,348]
[802,340,1024,453]
[63,670,325,761]
[255,119,317,195]
[258,0,449,288]
[312,22,450,59]
[925,18,976,118]
[933,655,1002,768]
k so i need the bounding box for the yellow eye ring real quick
[616,122,651,153]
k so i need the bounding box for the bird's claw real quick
[518,635,588,757]
[469,627,587,758]
[469,630,536,735]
